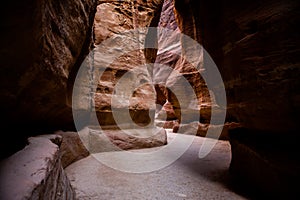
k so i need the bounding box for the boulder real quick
[78,127,167,153]
[56,131,90,168]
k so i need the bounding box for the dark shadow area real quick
[229,128,300,199]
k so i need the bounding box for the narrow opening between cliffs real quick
[64,0,246,199]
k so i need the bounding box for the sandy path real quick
[66,132,247,200]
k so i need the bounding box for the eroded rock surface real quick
[77,127,167,153]
[90,0,164,127]
[56,131,90,168]
[71,0,168,148]
[174,121,242,140]
[153,0,223,131]
[172,0,300,197]
[0,0,97,158]
[173,0,300,133]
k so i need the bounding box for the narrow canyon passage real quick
[0,0,299,199]
[64,1,246,199]
[65,131,246,200]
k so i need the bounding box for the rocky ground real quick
[65,130,248,200]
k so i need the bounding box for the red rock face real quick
[0,0,299,196]
[172,0,300,196]
[91,0,164,128]
[174,0,300,133]
[0,0,97,158]
[154,0,219,131]
[72,0,169,150]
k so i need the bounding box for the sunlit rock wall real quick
[89,0,164,128]
[154,0,221,133]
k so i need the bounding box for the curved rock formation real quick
[154,0,223,135]
[173,0,300,197]
[174,0,300,133]
[0,0,299,198]
[0,0,98,158]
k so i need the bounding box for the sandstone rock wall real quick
[0,135,76,200]
[154,0,222,135]
[0,0,97,158]
[90,0,164,128]
[71,0,168,150]
[174,0,300,133]
[172,0,300,196]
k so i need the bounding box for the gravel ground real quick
[65,131,248,200]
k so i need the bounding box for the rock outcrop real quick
[174,121,241,140]
[77,127,167,153]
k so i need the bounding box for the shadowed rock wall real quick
[173,0,300,197]
[174,0,300,133]
[0,0,97,158]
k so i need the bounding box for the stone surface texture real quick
[55,131,90,168]
[172,0,300,197]
[0,0,299,198]
[229,129,300,198]
[0,135,75,200]
[173,0,300,133]
[154,0,213,126]
[174,122,241,140]
[0,0,97,158]
[77,127,167,153]
[89,0,164,127]
[71,0,168,150]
